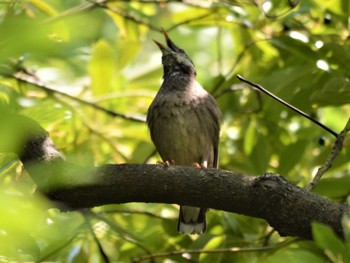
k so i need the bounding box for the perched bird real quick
[147,29,221,234]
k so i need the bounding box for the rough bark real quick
[1,114,349,240]
[43,164,348,240]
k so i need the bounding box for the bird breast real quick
[148,81,217,166]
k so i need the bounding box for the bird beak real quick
[161,28,178,51]
[153,39,174,55]
[153,28,179,54]
[153,39,171,54]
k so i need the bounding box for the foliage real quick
[0,0,350,261]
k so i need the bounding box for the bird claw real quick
[192,162,207,169]
[192,162,201,168]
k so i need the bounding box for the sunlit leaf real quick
[243,120,257,156]
[314,0,349,17]
[30,0,58,16]
[88,40,118,96]
[0,186,50,261]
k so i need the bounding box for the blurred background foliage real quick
[0,0,350,262]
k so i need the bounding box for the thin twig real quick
[99,208,167,220]
[236,75,338,138]
[166,12,214,32]
[211,39,267,96]
[83,119,130,162]
[37,89,131,162]
[43,1,97,24]
[133,238,298,262]
[38,223,84,261]
[216,22,223,74]
[96,1,160,31]
[12,71,146,123]
[256,0,301,19]
[214,84,263,114]
[89,212,153,256]
[108,0,213,8]
[213,83,245,98]
[143,148,158,164]
[124,0,214,8]
[306,118,350,191]
[82,211,110,263]
[42,0,212,25]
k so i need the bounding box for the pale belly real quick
[149,99,215,167]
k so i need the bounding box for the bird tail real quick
[178,206,207,234]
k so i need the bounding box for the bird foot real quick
[192,162,207,169]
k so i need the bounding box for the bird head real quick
[153,29,196,77]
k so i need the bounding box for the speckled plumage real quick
[147,30,221,234]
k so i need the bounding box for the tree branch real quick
[45,164,347,240]
[1,114,349,241]
[306,117,350,190]
[12,70,146,123]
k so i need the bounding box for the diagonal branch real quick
[237,75,338,138]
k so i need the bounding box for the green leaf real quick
[262,248,326,263]
[161,218,178,237]
[106,10,143,70]
[199,236,225,263]
[314,0,349,17]
[311,76,350,106]
[271,36,319,64]
[0,154,18,177]
[88,40,117,96]
[0,186,52,261]
[342,214,350,245]
[278,140,308,175]
[312,222,350,262]
[313,176,350,200]
[170,8,212,24]
[248,133,271,174]
[243,120,257,156]
[30,0,58,16]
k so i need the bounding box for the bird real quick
[147,29,221,234]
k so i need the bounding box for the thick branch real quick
[1,114,349,240]
[44,163,348,240]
